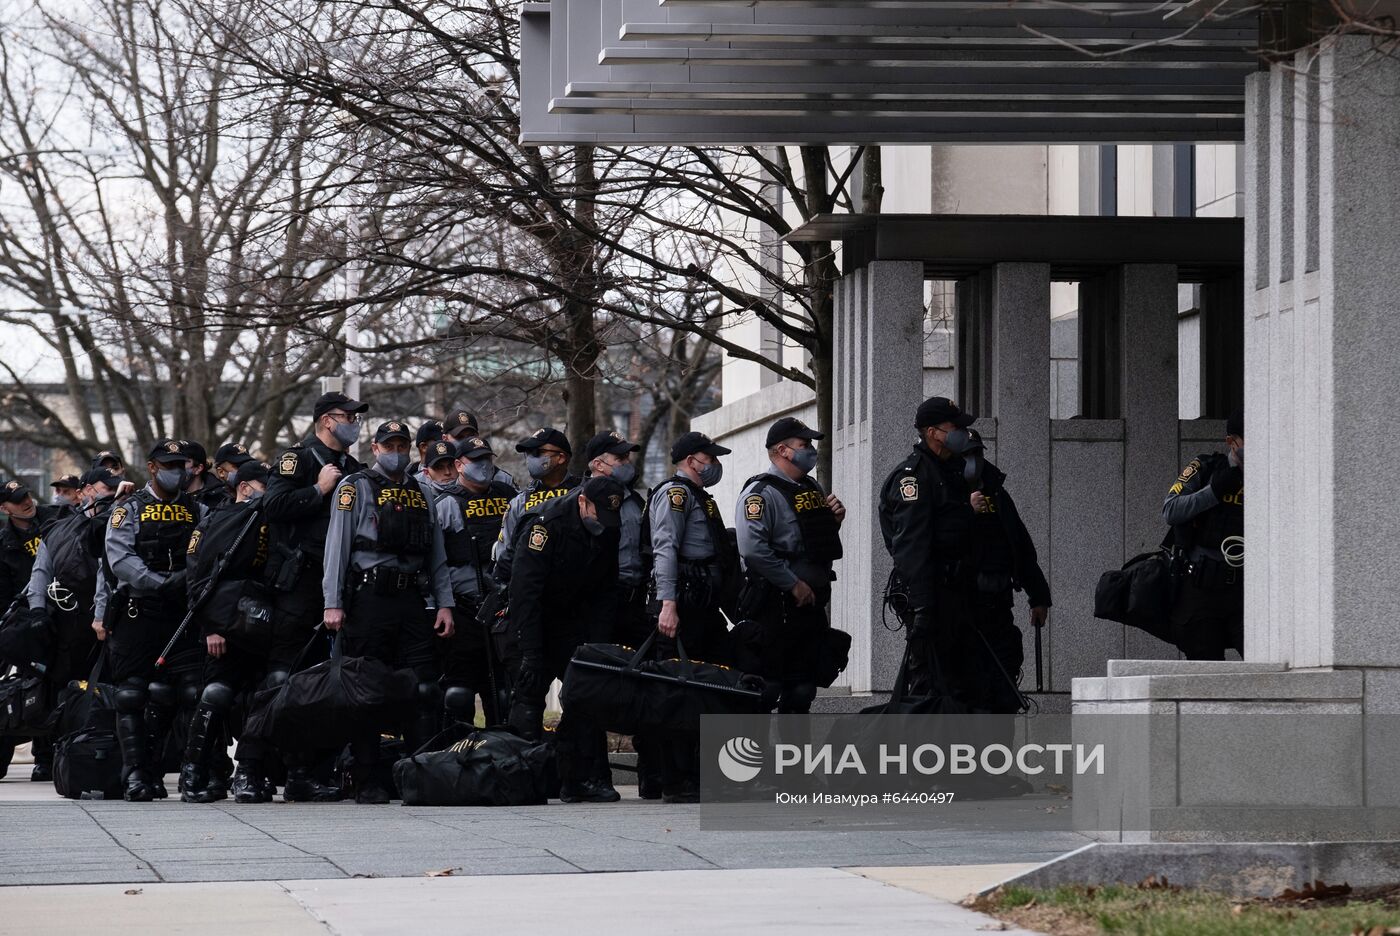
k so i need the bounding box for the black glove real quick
[1209,465,1243,499]
[514,650,545,701]
[159,570,188,596]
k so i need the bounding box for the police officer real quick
[263,390,367,801]
[409,421,444,478]
[180,441,229,509]
[212,443,255,492]
[178,461,273,803]
[648,430,738,803]
[422,436,517,726]
[102,440,205,801]
[878,397,979,702]
[493,428,580,583]
[507,475,626,803]
[92,450,125,477]
[953,428,1050,715]
[444,410,515,487]
[1163,410,1244,660]
[322,420,455,804]
[0,479,65,781]
[50,476,82,509]
[735,417,846,715]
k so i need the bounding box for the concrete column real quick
[1119,264,1181,659]
[831,261,925,696]
[1246,39,1400,669]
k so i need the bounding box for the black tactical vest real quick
[353,471,433,556]
[132,488,199,572]
[744,472,843,563]
[442,481,515,566]
[1188,453,1243,554]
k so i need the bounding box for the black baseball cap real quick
[670,431,730,463]
[444,410,479,438]
[584,430,639,464]
[1,479,31,504]
[213,443,253,466]
[423,440,457,468]
[50,475,82,490]
[765,417,823,449]
[148,438,190,464]
[1227,409,1244,439]
[81,468,120,488]
[580,476,626,529]
[373,420,412,444]
[234,461,271,486]
[915,396,975,429]
[178,440,209,466]
[313,391,369,420]
[91,450,123,470]
[456,436,494,459]
[415,420,444,445]
[516,427,572,456]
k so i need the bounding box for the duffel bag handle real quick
[625,632,658,671]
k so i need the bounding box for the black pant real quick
[905,586,979,703]
[269,574,327,672]
[440,594,504,724]
[656,598,729,792]
[752,593,829,714]
[203,639,271,762]
[515,634,607,785]
[969,593,1025,715]
[1171,575,1244,661]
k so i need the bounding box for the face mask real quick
[788,446,819,475]
[464,459,496,485]
[331,420,361,449]
[156,468,188,493]
[525,454,555,480]
[697,459,723,488]
[581,516,606,537]
[609,463,637,487]
[241,487,264,503]
[377,452,409,475]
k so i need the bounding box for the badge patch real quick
[527,525,548,551]
[110,506,127,529]
[668,487,687,512]
[279,452,298,476]
[336,485,356,511]
[744,494,764,520]
[186,529,202,554]
[899,476,919,502]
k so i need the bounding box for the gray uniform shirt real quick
[104,484,206,597]
[617,490,645,587]
[322,470,454,610]
[647,473,718,603]
[735,463,833,593]
[24,541,54,611]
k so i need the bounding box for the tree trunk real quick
[861,145,884,214]
[800,146,840,489]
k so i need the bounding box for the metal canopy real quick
[520,0,1260,145]
[785,213,1244,280]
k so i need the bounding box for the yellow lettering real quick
[463,497,509,520]
[139,503,195,524]
[525,488,568,510]
[23,536,40,557]
[376,487,428,510]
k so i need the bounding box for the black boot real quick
[560,778,622,803]
[116,712,154,803]
[283,765,340,802]
[145,685,177,800]
[179,698,226,803]
[230,762,269,804]
[30,736,53,782]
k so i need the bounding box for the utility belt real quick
[677,559,723,608]
[739,570,832,621]
[974,570,1015,594]
[352,566,429,596]
[1187,554,1241,590]
[106,588,185,630]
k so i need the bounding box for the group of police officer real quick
[0,388,1241,804]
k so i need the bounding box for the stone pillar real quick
[1246,38,1400,670]
[831,261,925,697]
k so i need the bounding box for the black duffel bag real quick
[52,726,123,800]
[244,633,416,752]
[46,648,116,739]
[730,618,852,691]
[0,602,54,676]
[561,633,767,736]
[393,726,556,807]
[0,668,50,737]
[1094,547,1180,644]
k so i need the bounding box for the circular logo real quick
[717,737,763,783]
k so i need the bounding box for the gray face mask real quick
[377,452,409,476]
[608,463,637,487]
[581,516,606,537]
[788,445,819,475]
[525,454,555,480]
[156,467,188,493]
[697,460,723,488]
[331,420,361,449]
[241,487,264,503]
[463,459,496,485]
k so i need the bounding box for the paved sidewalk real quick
[0,867,1045,936]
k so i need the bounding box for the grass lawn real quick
[966,879,1400,936]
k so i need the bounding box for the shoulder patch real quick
[279,451,299,476]
[526,524,548,552]
[336,484,356,511]
[898,475,919,503]
[668,486,687,512]
[110,506,127,529]
[187,529,202,555]
[1177,460,1200,484]
[744,494,764,521]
